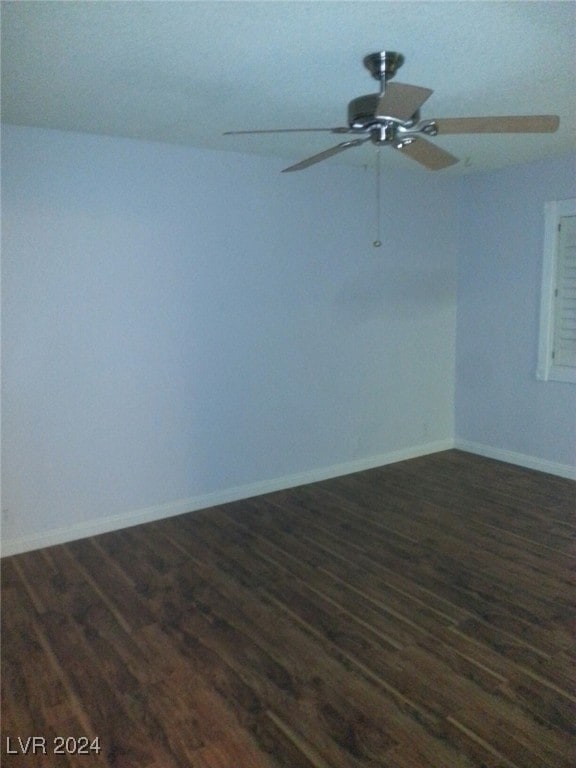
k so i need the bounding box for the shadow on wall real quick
[336,266,455,321]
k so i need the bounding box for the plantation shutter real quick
[552,215,576,368]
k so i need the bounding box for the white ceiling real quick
[2,1,575,175]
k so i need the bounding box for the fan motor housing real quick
[348,93,420,135]
[348,94,379,128]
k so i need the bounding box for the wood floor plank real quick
[221,498,566,668]
[2,450,574,767]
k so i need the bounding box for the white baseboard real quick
[454,439,576,480]
[1,439,454,557]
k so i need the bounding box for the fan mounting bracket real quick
[363,51,404,83]
[419,119,439,136]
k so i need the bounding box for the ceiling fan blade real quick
[281,138,369,172]
[375,82,433,121]
[432,115,560,134]
[395,137,459,170]
[224,127,351,135]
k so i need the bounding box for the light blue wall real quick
[455,154,576,466]
[1,125,457,547]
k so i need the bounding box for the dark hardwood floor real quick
[1,449,575,767]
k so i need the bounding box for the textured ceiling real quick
[2,1,575,175]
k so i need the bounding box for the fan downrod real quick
[363,51,404,83]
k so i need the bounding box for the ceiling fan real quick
[224,51,559,172]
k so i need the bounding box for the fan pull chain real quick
[373,148,382,247]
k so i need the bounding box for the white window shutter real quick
[538,199,576,383]
[553,215,576,368]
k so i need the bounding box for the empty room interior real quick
[1,2,575,767]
